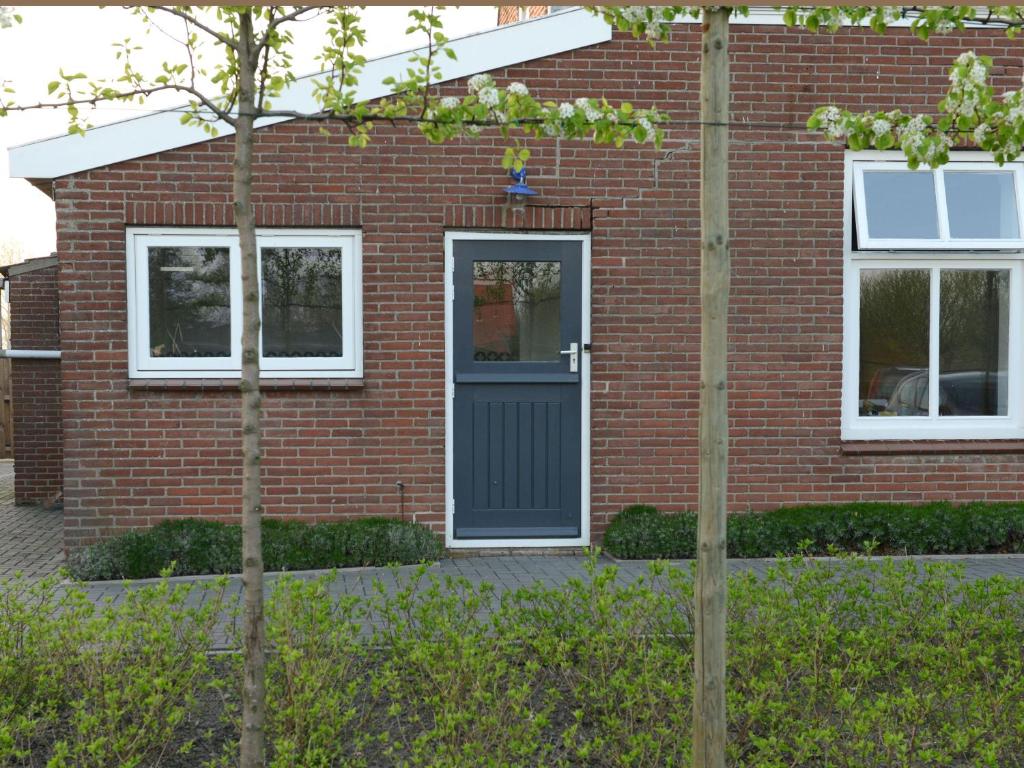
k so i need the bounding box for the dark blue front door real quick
[452,239,583,539]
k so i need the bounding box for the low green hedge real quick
[8,557,1024,766]
[66,517,443,581]
[603,501,1024,559]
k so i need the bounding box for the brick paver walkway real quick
[0,461,63,578]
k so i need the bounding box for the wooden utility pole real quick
[694,7,730,768]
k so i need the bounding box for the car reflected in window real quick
[876,369,1009,417]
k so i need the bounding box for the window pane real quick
[473,261,560,362]
[939,270,1009,416]
[859,269,930,416]
[148,246,231,358]
[261,247,343,358]
[945,171,1019,239]
[862,171,939,240]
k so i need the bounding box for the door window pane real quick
[148,246,231,358]
[859,269,930,416]
[473,261,560,361]
[862,171,939,240]
[939,270,1009,416]
[261,247,343,358]
[945,172,1019,239]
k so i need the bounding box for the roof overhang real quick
[1,254,58,277]
[8,8,611,182]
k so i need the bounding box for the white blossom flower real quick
[467,73,492,93]
[558,102,575,119]
[896,115,925,138]
[492,110,508,124]
[974,122,991,145]
[478,86,500,107]
[574,97,591,110]
[817,105,848,139]
[638,116,653,132]
[620,6,646,23]
[543,122,559,136]
[871,118,892,137]
[507,82,529,96]
[440,96,459,109]
[584,105,602,122]
[955,51,976,67]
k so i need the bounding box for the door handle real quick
[560,342,579,373]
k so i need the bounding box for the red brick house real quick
[8,8,1024,552]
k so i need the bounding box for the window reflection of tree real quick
[148,246,231,357]
[860,268,1009,416]
[939,269,1008,415]
[261,248,343,358]
[859,269,930,403]
[473,260,560,361]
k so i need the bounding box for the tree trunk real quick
[693,7,730,768]
[234,11,266,768]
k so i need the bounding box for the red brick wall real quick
[9,264,63,505]
[53,23,1024,549]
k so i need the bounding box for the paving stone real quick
[0,461,64,579]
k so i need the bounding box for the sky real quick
[0,5,497,262]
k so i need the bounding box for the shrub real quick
[66,516,443,581]
[603,501,1024,559]
[726,557,1024,767]
[0,573,225,767]
[6,557,1024,766]
[256,556,1024,767]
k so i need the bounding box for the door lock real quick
[560,342,579,373]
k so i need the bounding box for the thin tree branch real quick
[256,6,274,110]
[147,5,238,50]
[4,84,235,127]
[418,6,437,121]
[259,5,321,50]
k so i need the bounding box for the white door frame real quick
[444,230,591,548]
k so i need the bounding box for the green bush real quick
[66,517,443,581]
[0,573,226,767]
[247,557,1024,767]
[603,501,1024,559]
[5,557,1024,766]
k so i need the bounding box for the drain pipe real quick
[0,350,60,359]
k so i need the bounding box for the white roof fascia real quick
[8,8,611,181]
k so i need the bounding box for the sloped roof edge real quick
[8,8,612,181]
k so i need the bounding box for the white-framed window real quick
[126,227,362,379]
[843,152,1024,440]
